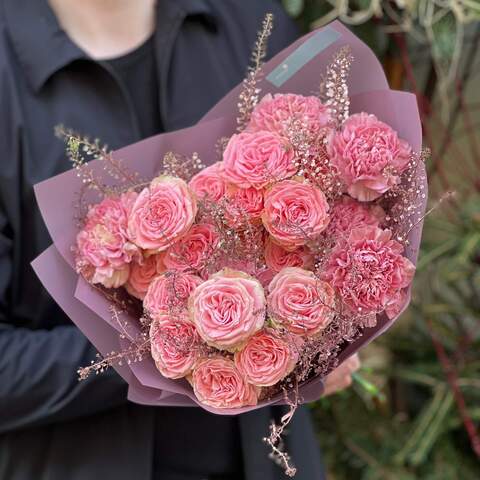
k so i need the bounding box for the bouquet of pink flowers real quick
[32,15,428,474]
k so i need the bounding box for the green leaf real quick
[417,238,458,270]
[430,12,457,66]
[456,233,480,263]
[409,390,453,466]
[352,372,386,401]
[394,385,449,465]
[282,0,304,18]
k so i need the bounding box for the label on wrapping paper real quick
[266,26,341,87]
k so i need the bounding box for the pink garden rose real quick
[224,185,264,227]
[322,226,415,316]
[188,162,227,202]
[150,315,200,379]
[125,253,166,300]
[328,113,412,201]
[264,236,313,273]
[268,267,335,336]
[262,179,330,250]
[163,223,219,274]
[326,195,385,240]
[234,330,299,386]
[223,131,296,189]
[144,271,202,317]
[128,176,197,252]
[189,269,266,351]
[76,192,139,288]
[247,93,331,137]
[191,357,259,408]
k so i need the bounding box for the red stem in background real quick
[427,319,480,459]
[391,33,461,216]
[389,16,480,462]
[456,82,480,170]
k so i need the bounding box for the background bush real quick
[282,2,480,477]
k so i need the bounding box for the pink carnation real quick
[143,271,202,317]
[262,179,330,250]
[264,236,313,273]
[76,192,139,288]
[384,289,410,320]
[125,253,166,300]
[224,185,264,227]
[322,226,415,316]
[223,131,296,189]
[326,196,385,239]
[191,357,259,408]
[268,267,335,336]
[189,269,266,351]
[128,176,197,252]
[150,315,200,379]
[234,330,299,387]
[91,265,130,289]
[163,223,219,274]
[188,162,227,202]
[247,93,331,137]
[328,113,412,201]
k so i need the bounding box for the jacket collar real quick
[4,0,216,93]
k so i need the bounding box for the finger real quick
[323,356,360,396]
[346,354,361,373]
[334,361,353,376]
[323,366,350,391]
[341,374,352,389]
[330,355,360,378]
[323,373,352,396]
[324,367,352,391]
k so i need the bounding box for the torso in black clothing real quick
[105,36,162,138]
[0,2,324,480]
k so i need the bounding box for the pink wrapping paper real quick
[32,21,427,414]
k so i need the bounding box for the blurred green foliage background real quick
[282,1,480,478]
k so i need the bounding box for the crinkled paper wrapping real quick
[31,21,427,415]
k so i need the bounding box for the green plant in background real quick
[280,3,480,475]
[309,196,480,478]
[283,0,480,117]
[280,2,480,476]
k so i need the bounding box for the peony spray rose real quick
[188,162,227,201]
[189,269,266,351]
[234,330,299,387]
[190,357,259,408]
[125,253,166,300]
[268,267,335,336]
[144,271,202,318]
[223,131,296,189]
[247,93,331,137]
[262,179,330,250]
[128,176,197,252]
[150,315,200,379]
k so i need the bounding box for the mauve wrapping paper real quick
[32,20,427,414]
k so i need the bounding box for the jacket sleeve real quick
[0,194,128,435]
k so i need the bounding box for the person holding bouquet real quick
[0,1,359,479]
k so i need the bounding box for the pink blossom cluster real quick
[75,93,416,409]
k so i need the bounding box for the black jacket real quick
[0,1,325,479]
